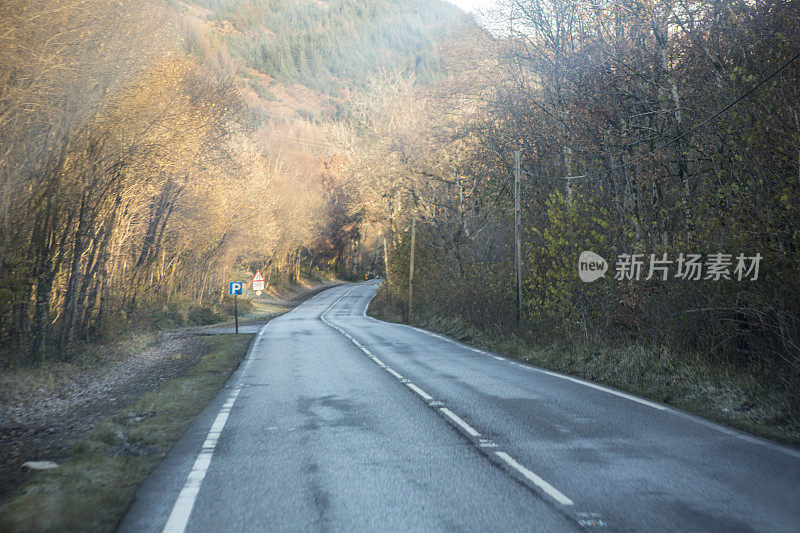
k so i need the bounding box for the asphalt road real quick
[120,282,800,532]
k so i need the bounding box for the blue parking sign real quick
[229,282,243,295]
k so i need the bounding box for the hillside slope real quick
[181,0,466,122]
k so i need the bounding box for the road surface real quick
[120,282,800,532]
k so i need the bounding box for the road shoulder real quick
[0,283,336,531]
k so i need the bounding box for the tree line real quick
[339,0,800,396]
[4,0,798,396]
[0,0,360,364]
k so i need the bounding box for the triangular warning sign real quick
[252,271,264,282]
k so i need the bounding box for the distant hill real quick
[181,0,466,121]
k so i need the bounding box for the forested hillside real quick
[191,0,458,90]
[0,0,465,364]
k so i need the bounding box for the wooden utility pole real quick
[382,234,390,284]
[514,150,522,327]
[408,217,416,323]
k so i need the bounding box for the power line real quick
[524,49,800,182]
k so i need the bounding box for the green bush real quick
[187,306,223,326]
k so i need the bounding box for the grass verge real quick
[0,333,253,532]
[369,293,800,448]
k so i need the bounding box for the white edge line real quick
[439,407,481,437]
[537,370,667,411]
[392,311,668,413]
[167,286,355,532]
[359,284,800,461]
[163,317,271,533]
[495,451,574,506]
[359,288,800,458]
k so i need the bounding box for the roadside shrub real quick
[187,306,223,326]
[221,295,253,317]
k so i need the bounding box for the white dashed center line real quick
[385,367,404,380]
[320,285,578,513]
[495,452,574,506]
[439,407,481,437]
[406,382,434,401]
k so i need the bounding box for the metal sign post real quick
[229,282,243,334]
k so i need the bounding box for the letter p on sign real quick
[229,282,243,295]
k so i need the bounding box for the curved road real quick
[120,282,800,532]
